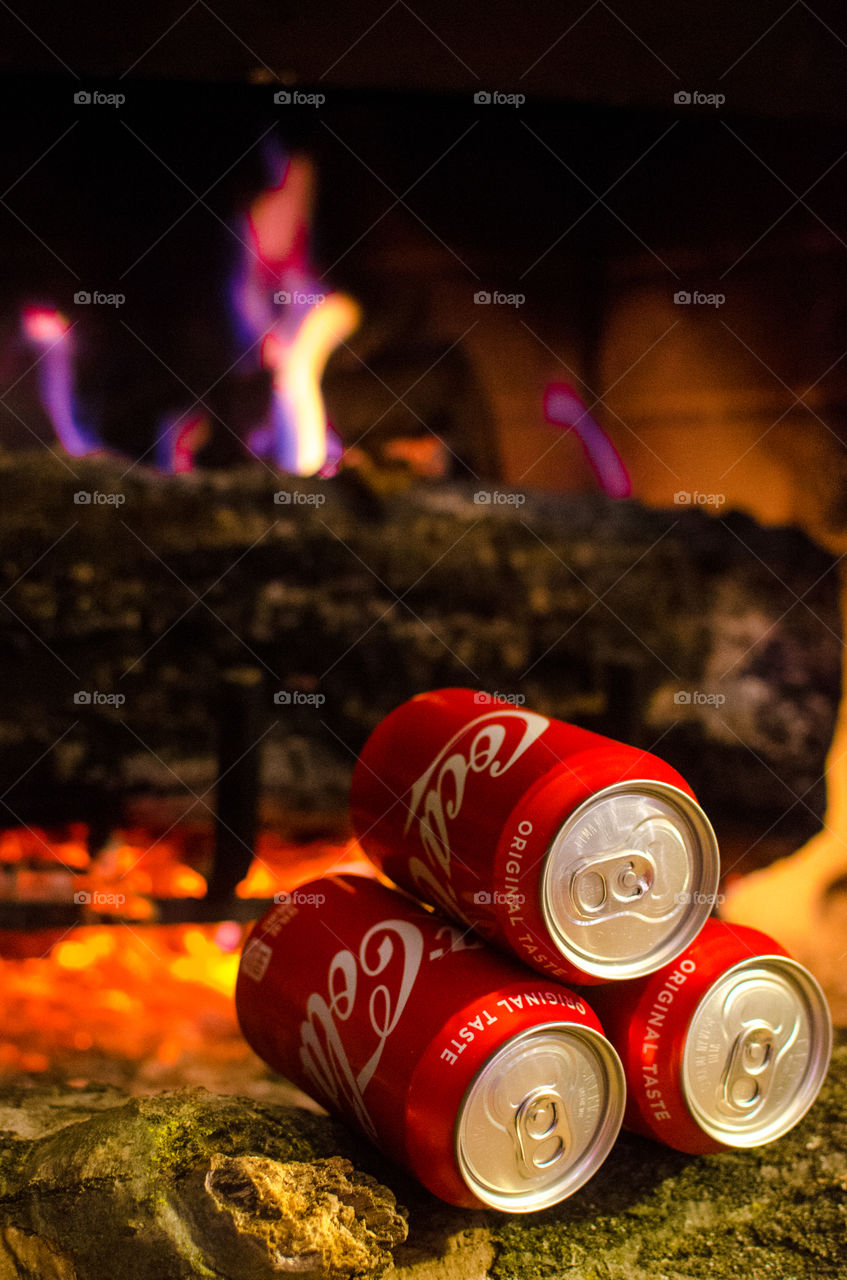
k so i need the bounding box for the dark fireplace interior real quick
[1,0,846,1133]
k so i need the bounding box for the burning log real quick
[0,1085,407,1279]
[0,454,840,851]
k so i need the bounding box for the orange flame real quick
[261,294,361,475]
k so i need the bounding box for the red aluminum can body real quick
[589,919,833,1153]
[235,874,626,1210]
[350,688,720,984]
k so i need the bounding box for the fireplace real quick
[2,60,846,1045]
[1,14,846,1272]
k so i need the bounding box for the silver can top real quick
[455,1021,625,1211]
[540,780,720,979]
[681,953,832,1147]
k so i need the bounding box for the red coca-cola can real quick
[589,919,832,1153]
[350,688,719,984]
[235,873,626,1210]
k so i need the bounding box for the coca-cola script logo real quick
[403,710,549,910]
[298,919,423,1142]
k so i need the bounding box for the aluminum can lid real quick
[681,953,832,1147]
[540,780,720,978]
[455,1021,625,1211]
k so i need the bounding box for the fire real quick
[544,383,631,498]
[0,827,376,1079]
[155,409,210,474]
[22,306,71,343]
[20,148,359,476]
[0,922,244,1078]
[259,294,360,475]
[0,823,89,870]
[233,148,361,475]
[21,306,103,457]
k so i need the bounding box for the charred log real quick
[0,455,840,856]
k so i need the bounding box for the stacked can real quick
[350,687,722,984]
[236,873,627,1209]
[237,688,833,1209]
[588,919,832,1153]
[348,690,832,1153]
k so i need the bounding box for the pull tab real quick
[570,853,654,918]
[721,1021,775,1113]
[513,1088,569,1176]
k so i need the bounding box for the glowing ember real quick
[0,827,378,1079]
[0,826,374,912]
[0,824,89,871]
[232,147,361,475]
[0,922,244,1079]
[544,382,631,498]
[382,435,450,478]
[21,306,103,457]
[236,836,377,898]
